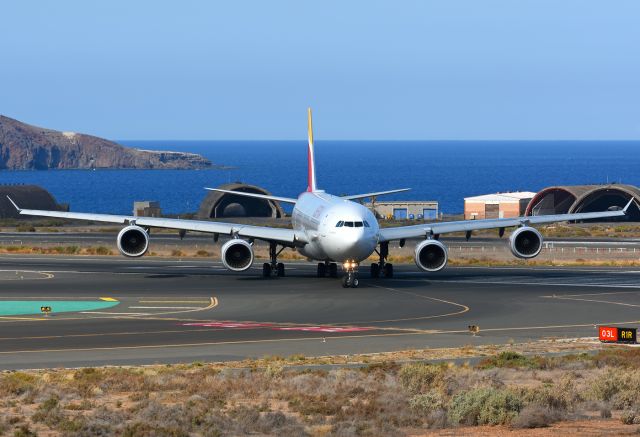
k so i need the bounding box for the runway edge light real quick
[599,326,636,344]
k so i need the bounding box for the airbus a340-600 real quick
[7,109,632,287]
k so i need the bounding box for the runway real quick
[1,254,640,370]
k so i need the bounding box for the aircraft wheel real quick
[317,263,327,277]
[276,263,285,277]
[342,276,350,288]
[370,263,380,278]
[329,263,338,278]
[351,278,359,288]
[262,263,272,278]
[383,263,394,278]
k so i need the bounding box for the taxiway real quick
[0,255,639,370]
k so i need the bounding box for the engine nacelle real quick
[221,239,254,272]
[509,226,543,259]
[117,225,149,257]
[415,239,448,272]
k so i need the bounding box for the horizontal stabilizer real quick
[204,188,297,204]
[342,188,411,201]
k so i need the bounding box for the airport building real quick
[133,201,162,217]
[464,192,536,220]
[525,184,640,221]
[0,184,67,219]
[368,201,439,220]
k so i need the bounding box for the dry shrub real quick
[228,405,261,433]
[409,390,445,416]
[123,421,189,437]
[621,408,640,425]
[398,363,445,395]
[525,373,579,411]
[586,368,634,402]
[13,424,37,437]
[448,387,523,426]
[288,393,345,416]
[511,405,565,429]
[477,351,549,370]
[96,246,112,255]
[330,419,402,437]
[0,372,38,397]
[593,348,640,368]
[67,405,127,436]
[443,367,505,395]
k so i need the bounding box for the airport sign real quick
[599,326,636,344]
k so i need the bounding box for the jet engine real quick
[415,239,448,272]
[117,225,149,257]
[221,239,254,271]
[509,226,543,259]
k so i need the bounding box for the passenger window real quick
[355,222,363,227]
[363,220,370,227]
[344,222,354,227]
[336,221,344,227]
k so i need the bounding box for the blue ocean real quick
[0,141,638,215]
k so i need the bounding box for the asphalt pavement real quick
[0,254,639,369]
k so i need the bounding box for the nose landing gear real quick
[342,262,360,288]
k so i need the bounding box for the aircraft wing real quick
[7,197,306,246]
[342,188,411,201]
[378,199,633,242]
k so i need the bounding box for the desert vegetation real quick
[1,348,640,436]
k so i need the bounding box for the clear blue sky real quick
[1,1,639,140]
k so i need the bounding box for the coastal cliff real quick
[0,115,212,170]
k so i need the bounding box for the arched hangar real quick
[197,183,285,219]
[525,184,640,221]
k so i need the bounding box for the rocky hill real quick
[0,116,213,170]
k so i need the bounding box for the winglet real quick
[6,196,21,212]
[623,197,635,214]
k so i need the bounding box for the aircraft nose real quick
[326,228,374,261]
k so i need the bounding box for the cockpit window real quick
[363,220,370,227]
[354,221,363,227]
[344,221,354,227]
[336,221,344,227]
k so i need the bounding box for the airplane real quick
[7,108,634,288]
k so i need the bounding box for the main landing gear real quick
[371,242,393,279]
[262,242,286,278]
[342,261,359,288]
[317,261,338,278]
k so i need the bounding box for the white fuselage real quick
[291,191,379,263]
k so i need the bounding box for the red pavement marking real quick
[182,322,373,333]
[273,326,373,333]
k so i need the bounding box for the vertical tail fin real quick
[307,107,317,192]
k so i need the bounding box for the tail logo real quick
[307,107,317,192]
